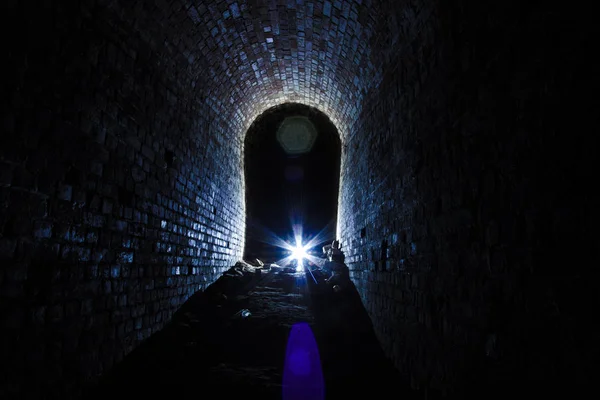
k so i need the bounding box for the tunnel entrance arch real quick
[243,103,341,265]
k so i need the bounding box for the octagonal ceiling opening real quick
[276,116,319,155]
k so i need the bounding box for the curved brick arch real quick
[3,0,593,397]
[242,101,342,261]
[241,101,343,220]
[152,0,383,141]
[245,101,343,142]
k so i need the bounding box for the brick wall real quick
[2,0,383,396]
[1,2,244,398]
[338,0,595,396]
[2,0,595,398]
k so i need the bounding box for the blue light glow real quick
[282,322,324,400]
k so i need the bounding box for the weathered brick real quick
[1,0,592,399]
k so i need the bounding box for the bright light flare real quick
[288,235,309,271]
[292,245,308,265]
[246,218,336,271]
[278,229,330,271]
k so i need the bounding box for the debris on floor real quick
[87,258,412,400]
[232,309,252,319]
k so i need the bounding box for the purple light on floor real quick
[282,322,325,400]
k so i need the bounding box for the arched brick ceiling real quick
[161,0,385,141]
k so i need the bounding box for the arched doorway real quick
[243,103,341,265]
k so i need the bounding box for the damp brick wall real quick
[338,0,595,396]
[1,2,244,398]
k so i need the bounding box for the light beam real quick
[245,217,336,270]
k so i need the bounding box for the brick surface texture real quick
[1,0,594,398]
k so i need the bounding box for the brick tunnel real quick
[1,0,595,399]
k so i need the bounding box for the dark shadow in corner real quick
[83,267,267,399]
[303,266,418,399]
[86,257,421,400]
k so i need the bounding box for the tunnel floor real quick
[86,264,413,399]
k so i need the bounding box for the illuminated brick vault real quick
[6,0,591,398]
[148,0,400,241]
[186,0,383,140]
[2,0,433,394]
[101,0,411,254]
[112,0,406,144]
